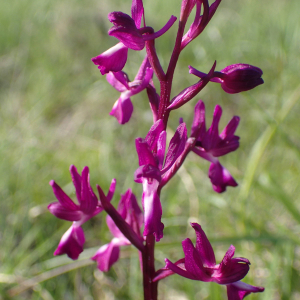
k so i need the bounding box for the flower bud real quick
[217,64,264,94]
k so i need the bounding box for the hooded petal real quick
[212,245,250,284]
[54,224,85,260]
[91,43,128,75]
[191,223,216,268]
[110,95,134,124]
[209,162,238,193]
[108,12,145,50]
[92,241,120,272]
[134,164,161,183]
[227,281,265,300]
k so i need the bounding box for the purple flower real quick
[227,281,265,300]
[189,64,264,94]
[48,165,116,259]
[107,60,154,124]
[92,189,143,271]
[92,0,177,74]
[134,120,188,241]
[165,223,250,284]
[191,100,239,192]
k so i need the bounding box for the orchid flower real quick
[190,100,239,192]
[165,223,250,284]
[92,0,177,74]
[134,119,188,241]
[92,189,143,271]
[189,63,264,94]
[48,165,116,259]
[107,58,154,124]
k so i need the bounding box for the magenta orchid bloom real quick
[227,281,265,300]
[107,58,154,124]
[190,100,239,192]
[165,223,250,284]
[48,165,116,259]
[134,119,188,241]
[92,189,143,271]
[92,0,177,74]
[189,63,264,94]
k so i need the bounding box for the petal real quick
[182,238,211,281]
[110,96,134,124]
[54,225,85,260]
[191,100,206,139]
[142,179,164,241]
[202,105,222,151]
[49,180,78,211]
[69,165,82,204]
[130,68,153,96]
[131,0,144,28]
[208,162,238,193]
[227,281,265,300]
[164,258,196,280]
[91,43,128,75]
[80,166,98,214]
[106,178,117,202]
[135,137,157,166]
[128,190,144,233]
[108,12,145,50]
[213,246,250,284]
[157,131,167,169]
[191,223,216,267]
[91,242,120,272]
[135,56,151,81]
[134,164,161,183]
[106,71,129,92]
[145,119,164,151]
[48,202,82,221]
[162,123,187,173]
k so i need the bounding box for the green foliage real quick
[1,0,300,299]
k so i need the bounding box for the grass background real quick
[0,0,300,299]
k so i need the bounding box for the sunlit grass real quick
[1,0,300,299]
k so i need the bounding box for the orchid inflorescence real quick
[48,0,265,299]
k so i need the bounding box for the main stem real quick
[142,18,186,300]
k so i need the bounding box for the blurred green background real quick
[1,0,300,299]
